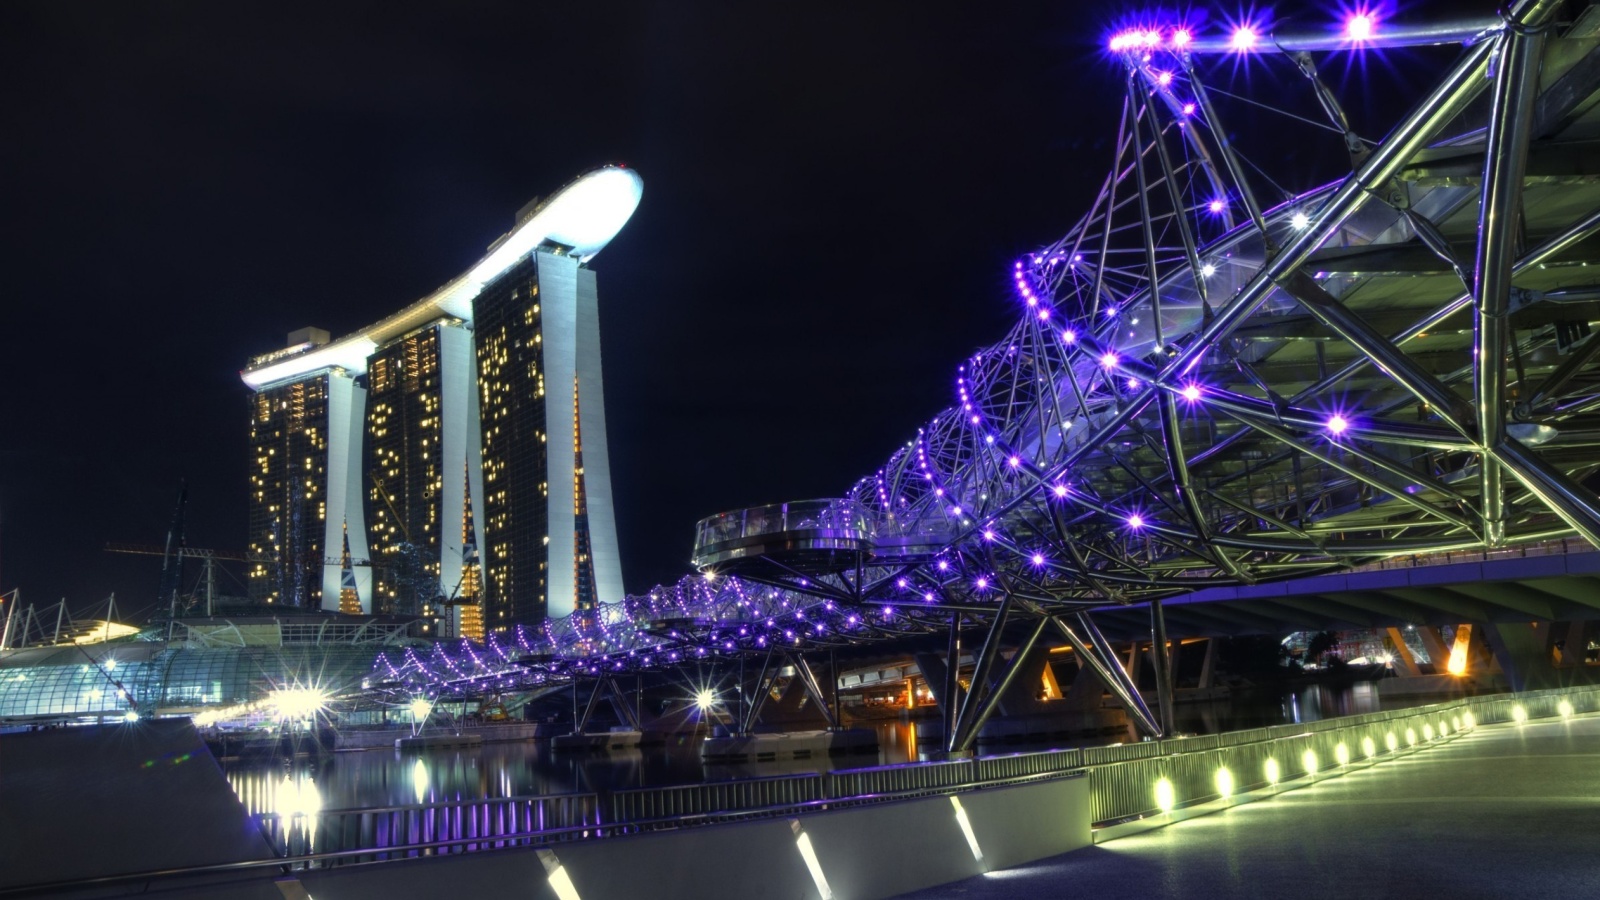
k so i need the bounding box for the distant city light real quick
[267,687,329,721]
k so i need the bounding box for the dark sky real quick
[0,1,1492,617]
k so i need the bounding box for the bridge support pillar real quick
[1197,638,1218,690]
[994,639,1055,717]
[1063,655,1108,709]
[1150,599,1176,737]
[1417,625,1453,673]
[913,652,952,713]
[1386,628,1423,676]
[1480,622,1562,692]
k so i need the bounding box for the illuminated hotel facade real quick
[241,167,641,636]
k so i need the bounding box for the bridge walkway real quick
[897,713,1600,899]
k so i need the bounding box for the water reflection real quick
[222,685,1388,813]
[410,758,428,804]
[1175,682,1384,735]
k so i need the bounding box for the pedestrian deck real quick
[897,713,1600,899]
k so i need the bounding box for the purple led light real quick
[1127,513,1145,529]
[1100,351,1119,369]
[1126,376,1141,390]
[1231,26,1258,51]
[1328,414,1349,436]
[896,577,909,588]
[1182,102,1197,116]
[1061,329,1077,344]
[1208,198,1227,214]
[1346,12,1375,41]
[1172,28,1191,47]
[1052,483,1070,498]
[937,559,950,571]
[975,577,989,590]
[982,529,996,541]
[1007,455,1020,468]
[1181,383,1202,402]
[1156,71,1173,87]
[1030,552,1045,566]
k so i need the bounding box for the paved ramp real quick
[896,714,1600,898]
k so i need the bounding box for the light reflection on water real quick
[223,725,918,816]
[222,685,1385,814]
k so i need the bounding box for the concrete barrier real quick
[290,772,1090,900]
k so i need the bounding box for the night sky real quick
[0,1,1494,618]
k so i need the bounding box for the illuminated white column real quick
[541,250,580,619]
[438,323,485,633]
[322,372,371,611]
[575,266,625,607]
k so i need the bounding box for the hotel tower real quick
[241,167,641,637]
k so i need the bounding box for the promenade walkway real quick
[897,713,1600,899]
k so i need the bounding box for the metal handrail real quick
[10,683,1600,896]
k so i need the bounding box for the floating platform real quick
[550,729,643,752]
[395,733,484,751]
[700,728,878,763]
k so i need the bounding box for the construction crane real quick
[104,543,257,617]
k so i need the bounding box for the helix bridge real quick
[374,0,1600,748]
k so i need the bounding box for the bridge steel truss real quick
[374,0,1600,751]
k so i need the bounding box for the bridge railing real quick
[1083,685,1600,826]
[256,792,599,864]
[249,684,1600,871]
[607,771,823,823]
[1349,537,1596,573]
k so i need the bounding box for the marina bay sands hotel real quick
[238,167,642,639]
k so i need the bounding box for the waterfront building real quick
[244,327,371,611]
[241,167,641,633]
[364,319,482,631]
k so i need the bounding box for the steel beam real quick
[1149,597,1176,736]
[952,614,1051,753]
[1165,37,1495,384]
[1496,437,1600,548]
[948,592,1015,751]
[791,653,839,730]
[1056,613,1162,738]
[1475,21,1547,546]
